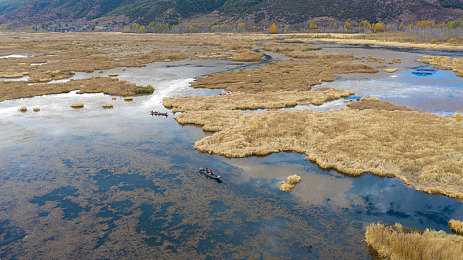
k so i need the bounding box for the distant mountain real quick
[0,0,462,27]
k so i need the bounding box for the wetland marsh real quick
[0,32,462,259]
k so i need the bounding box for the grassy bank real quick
[365,223,463,259]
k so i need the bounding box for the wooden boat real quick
[199,168,221,179]
[150,111,168,116]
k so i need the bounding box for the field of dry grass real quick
[0,77,143,101]
[365,223,463,259]
[164,88,353,112]
[418,55,463,77]
[190,57,377,94]
[449,220,463,235]
[174,100,463,198]
[229,50,264,62]
[290,33,463,50]
[0,32,270,101]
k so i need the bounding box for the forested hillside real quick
[0,0,462,27]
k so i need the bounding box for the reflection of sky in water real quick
[315,64,463,115]
[0,51,462,258]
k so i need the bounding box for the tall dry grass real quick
[449,220,463,235]
[0,77,145,101]
[163,88,354,112]
[230,50,263,62]
[365,223,463,260]
[190,58,377,94]
[174,106,463,198]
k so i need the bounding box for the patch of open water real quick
[0,47,462,258]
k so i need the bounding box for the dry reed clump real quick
[365,223,463,260]
[418,56,463,77]
[163,88,354,112]
[384,68,399,73]
[0,77,147,102]
[33,107,40,112]
[333,61,378,73]
[279,182,294,191]
[449,220,463,235]
[230,50,264,62]
[108,73,119,77]
[102,104,113,109]
[279,174,302,191]
[71,103,84,108]
[174,107,463,198]
[347,99,413,111]
[190,58,377,94]
[261,41,322,58]
[123,97,133,101]
[18,107,27,112]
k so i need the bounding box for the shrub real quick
[268,23,277,34]
[134,85,154,94]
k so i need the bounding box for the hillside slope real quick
[0,0,462,26]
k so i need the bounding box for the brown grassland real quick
[290,33,463,50]
[190,56,377,94]
[365,223,463,260]
[229,50,264,62]
[174,101,463,198]
[0,77,142,102]
[449,219,463,235]
[164,88,354,112]
[0,32,271,100]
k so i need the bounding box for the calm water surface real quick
[0,48,462,259]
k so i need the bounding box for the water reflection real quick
[0,51,462,258]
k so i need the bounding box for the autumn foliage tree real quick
[344,21,351,30]
[268,23,277,34]
[373,22,384,32]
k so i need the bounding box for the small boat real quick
[150,110,168,116]
[199,168,221,179]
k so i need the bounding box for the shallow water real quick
[1,47,462,258]
[311,43,463,115]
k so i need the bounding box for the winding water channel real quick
[0,45,462,258]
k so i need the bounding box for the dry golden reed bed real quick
[190,55,377,94]
[164,88,353,112]
[288,33,463,51]
[0,77,142,101]
[449,220,463,235]
[418,55,463,77]
[174,103,463,198]
[365,223,463,260]
[229,50,264,62]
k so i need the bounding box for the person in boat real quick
[206,168,209,173]
[210,170,214,176]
